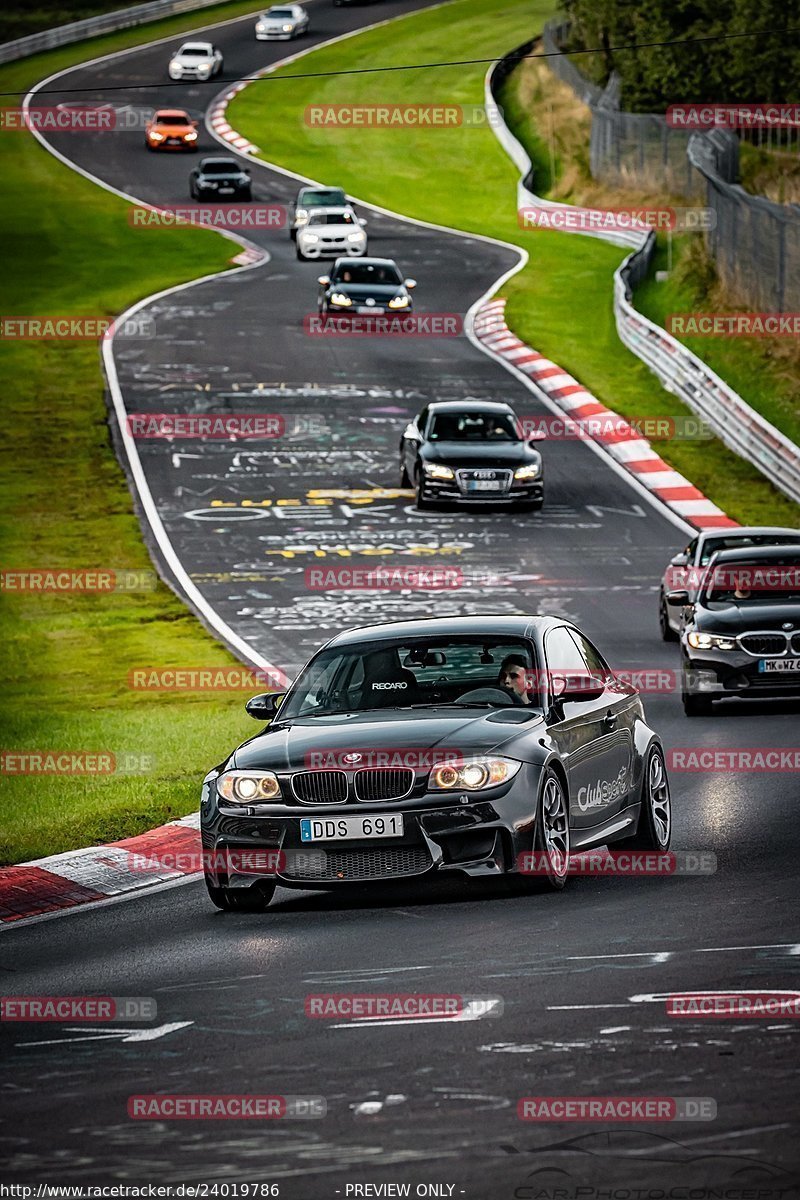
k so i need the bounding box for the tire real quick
[682,691,712,717]
[415,474,434,511]
[296,246,306,260]
[205,875,276,912]
[524,768,570,891]
[659,591,678,642]
[400,459,411,487]
[614,745,671,851]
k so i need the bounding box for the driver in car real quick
[497,655,532,705]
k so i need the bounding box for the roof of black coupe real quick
[324,614,564,648]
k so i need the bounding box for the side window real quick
[685,537,698,562]
[544,627,589,677]
[570,631,610,677]
[417,407,429,435]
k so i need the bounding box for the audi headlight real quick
[423,463,454,480]
[687,631,737,651]
[388,294,411,309]
[329,292,352,307]
[431,757,521,791]
[514,462,540,480]
[217,770,281,803]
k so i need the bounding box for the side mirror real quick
[665,589,690,606]
[318,275,330,286]
[245,692,285,720]
[358,217,368,227]
[405,278,417,289]
[527,431,547,443]
[550,673,604,702]
[670,552,689,566]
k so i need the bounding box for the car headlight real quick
[348,232,365,242]
[687,631,738,651]
[423,463,454,480]
[388,294,411,309]
[169,66,181,77]
[303,234,320,243]
[217,770,281,803]
[329,292,352,307]
[149,131,164,141]
[185,131,197,141]
[198,66,211,76]
[256,23,266,31]
[283,23,293,31]
[431,757,521,791]
[514,462,540,480]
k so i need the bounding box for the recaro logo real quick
[372,681,408,691]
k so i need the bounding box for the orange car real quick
[145,109,199,151]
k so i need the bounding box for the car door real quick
[570,630,635,829]
[543,626,631,837]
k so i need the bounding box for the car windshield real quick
[303,191,346,207]
[202,161,240,174]
[702,556,800,605]
[179,47,208,56]
[332,263,402,285]
[269,8,295,15]
[157,113,191,125]
[277,638,541,719]
[308,212,356,225]
[699,533,800,565]
[429,412,519,442]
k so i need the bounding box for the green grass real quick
[0,9,274,865]
[499,46,800,482]
[228,0,798,528]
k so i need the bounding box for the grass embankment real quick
[228,4,797,528]
[501,54,800,457]
[0,2,271,865]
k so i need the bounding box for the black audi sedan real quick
[668,544,800,715]
[400,399,544,510]
[317,257,416,315]
[189,156,252,200]
[200,615,671,910]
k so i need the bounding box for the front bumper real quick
[148,137,196,150]
[683,649,800,700]
[256,29,297,38]
[299,241,366,259]
[422,476,544,505]
[200,767,539,890]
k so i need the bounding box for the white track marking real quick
[16,1021,193,1046]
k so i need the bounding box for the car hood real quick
[154,123,194,133]
[693,601,800,632]
[421,441,539,468]
[198,171,248,181]
[173,54,212,64]
[231,707,543,770]
[302,224,362,236]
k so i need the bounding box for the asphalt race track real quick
[5,0,800,1191]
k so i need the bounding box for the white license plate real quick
[300,815,404,843]
[357,306,384,315]
[466,480,502,492]
[218,187,234,195]
[759,658,800,673]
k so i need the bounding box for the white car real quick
[255,4,309,39]
[296,206,368,260]
[168,42,223,81]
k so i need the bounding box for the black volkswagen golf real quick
[200,616,671,910]
[400,399,544,510]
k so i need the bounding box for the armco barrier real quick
[0,0,247,64]
[486,45,800,507]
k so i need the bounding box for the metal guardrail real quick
[486,45,800,507]
[0,0,240,64]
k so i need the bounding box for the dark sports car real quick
[668,544,800,715]
[200,615,671,911]
[400,399,544,510]
[317,257,416,315]
[189,156,252,200]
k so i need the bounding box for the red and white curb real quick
[473,299,738,532]
[0,814,202,925]
[208,83,260,155]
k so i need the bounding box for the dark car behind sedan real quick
[400,399,544,511]
[669,545,800,715]
[317,257,415,315]
[190,157,252,199]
